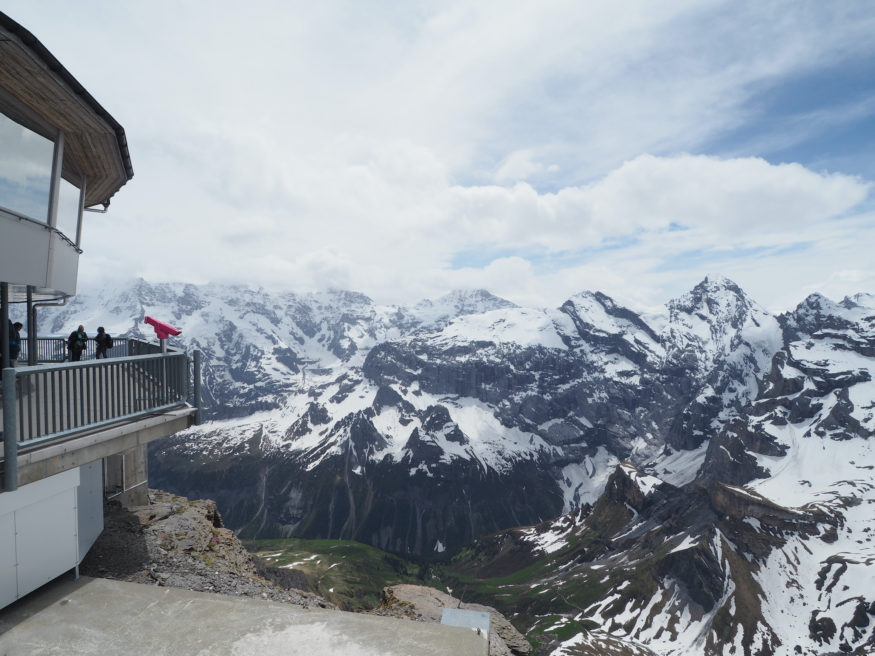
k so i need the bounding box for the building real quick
[0,11,199,610]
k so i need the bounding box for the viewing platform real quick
[2,337,199,493]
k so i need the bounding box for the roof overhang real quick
[0,11,133,207]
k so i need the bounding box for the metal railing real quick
[4,351,188,445]
[18,336,163,363]
[2,339,201,491]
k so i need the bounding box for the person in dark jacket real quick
[95,326,112,359]
[68,325,87,361]
[9,321,22,366]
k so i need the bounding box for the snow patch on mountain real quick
[559,447,618,509]
[435,307,569,349]
[619,462,663,497]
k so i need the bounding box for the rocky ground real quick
[79,490,332,608]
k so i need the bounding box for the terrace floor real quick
[0,576,488,655]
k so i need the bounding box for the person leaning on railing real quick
[67,325,87,361]
[95,326,113,359]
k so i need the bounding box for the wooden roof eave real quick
[0,12,133,207]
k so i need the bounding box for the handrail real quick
[18,336,181,362]
[7,349,189,444]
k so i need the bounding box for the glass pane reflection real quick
[0,112,54,222]
[57,178,82,244]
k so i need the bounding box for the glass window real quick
[0,111,54,222]
[57,177,83,244]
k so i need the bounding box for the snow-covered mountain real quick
[36,275,874,656]
[446,288,874,656]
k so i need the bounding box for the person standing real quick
[68,325,87,361]
[95,326,113,359]
[9,321,22,366]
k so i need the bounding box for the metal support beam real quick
[74,179,85,249]
[15,408,193,487]
[193,350,202,426]
[3,367,18,491]
[27,286,36,366]
[47,132,64,228]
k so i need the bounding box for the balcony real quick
[2,337,200,491]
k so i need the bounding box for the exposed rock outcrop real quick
[80,490,332,608]
[374,584,531,656]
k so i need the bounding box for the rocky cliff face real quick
[79,490,331,608]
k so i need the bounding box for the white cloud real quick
[494,150,545,184]
[3,1,874,312]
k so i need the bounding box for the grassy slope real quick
[244,531,617,655]
[245,537,430,611]
[244,498,653,656]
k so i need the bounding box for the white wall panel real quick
[0,212,51,287]
[15,487,77,596]
[0,469,81,607]
[77,460,103,561]
[0,512,17,608]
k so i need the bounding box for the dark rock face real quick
[150,435,563,556]
[697,422,778,486]
[657,541,726,612]
[810,613,837,644]
[372,385,414,414]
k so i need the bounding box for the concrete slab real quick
[0,576,487,655]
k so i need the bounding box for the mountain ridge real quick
[33,275,875,655]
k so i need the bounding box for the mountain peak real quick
[411,289,517,328]
[433,288,516,308]
[792,292,839,317]
[669,274,758,322]
[785,291,872,337]
[839,292,875,311]
[696,273,745,296]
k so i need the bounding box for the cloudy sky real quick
[5,1,875,312]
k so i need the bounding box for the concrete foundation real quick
[104,446,149,506]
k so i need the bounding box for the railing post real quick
[3,367,18,491]
[27,286,36,366]
[193,350,202,426]
[1,282,8,370]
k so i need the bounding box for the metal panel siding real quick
[77,460,103,562]
[14,487,77,599]
[45,230,79,296]
[0,213,52,287]
[0,513,17,608]
[0,467,80,515]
